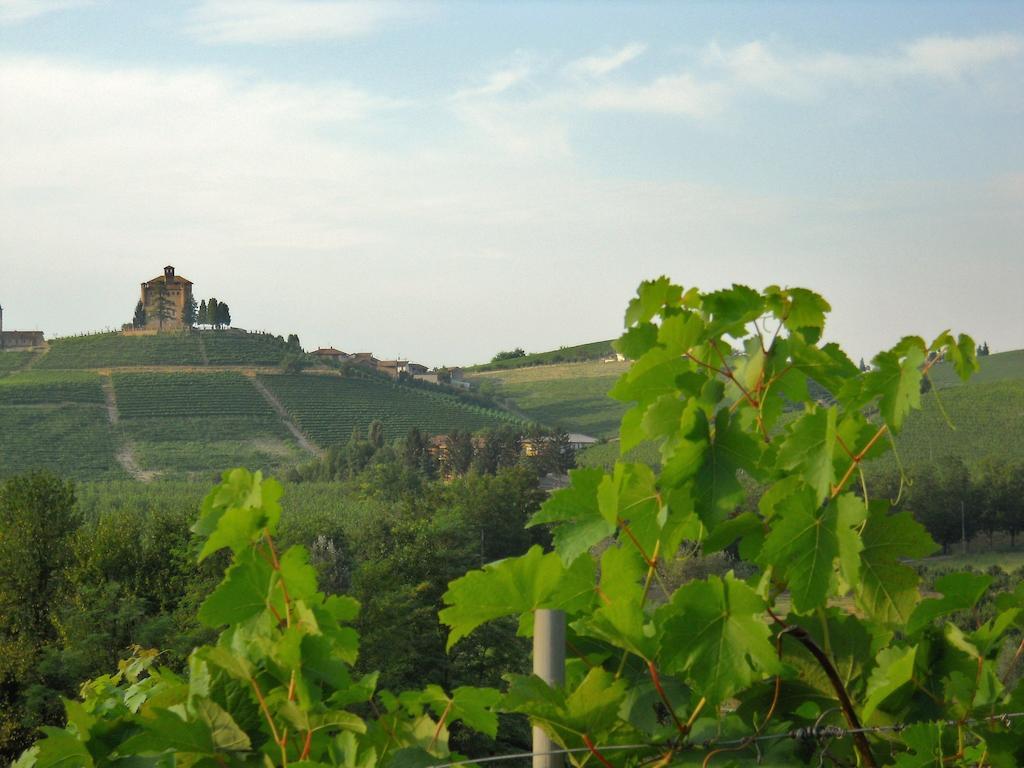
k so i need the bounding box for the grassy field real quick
[468,360,628,438]
[39,332,205,368]
[262,374,522,446]
[466,339,615,372]
[112,372,303,478]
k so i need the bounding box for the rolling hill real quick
[468,345,1024,473]
[0,330,526,481]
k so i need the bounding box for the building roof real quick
[144,273,193,286]
[313,347,346,356]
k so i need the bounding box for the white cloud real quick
[452,64,532,100]
[582,71,724,117]
[0,0,91,24]
[186,0,423,44]
[567,42,646,77]
[705,34,1024,98]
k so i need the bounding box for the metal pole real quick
[533,609,565,768]
[962,500,967,555]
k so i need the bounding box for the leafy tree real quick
[150,282,174,331]
[446,430,475,477]
[131,301,146,329]
[368,419,385,450]
[491,347,526,363]
[183,294,198,327]
[215,301,231,328]
[0,473,77,756]
[197,299,208,326]
[207,298,219,329]
[287,333,301,349]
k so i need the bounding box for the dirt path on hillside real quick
[19,347,47,371]
[248,375,322,457]
[101,374,159,482]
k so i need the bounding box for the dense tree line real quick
[0,455,547,760]
[874,456,1024,553]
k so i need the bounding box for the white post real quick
[533,609,565,768]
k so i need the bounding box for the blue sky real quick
[1,1,1021,365]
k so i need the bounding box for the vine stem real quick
[582,734,616,768]
[430,699,454,751]
[830,425,888,500]
[767,609,877,768]
[646,660,687,736]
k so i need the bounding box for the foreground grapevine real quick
[441,281,1024,766]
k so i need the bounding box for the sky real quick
[1,1,1021,366]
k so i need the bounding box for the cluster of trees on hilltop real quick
[196,297,231,328]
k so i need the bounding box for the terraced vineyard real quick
[39,332,205,368]
[926,348,1024,389]
[884,378,1024,468]
[202,332,294,366]
[0,371,121,479]
[111,372,304,477]
[0,351,34,376]
[0,370,105,403]
[261,374,522,445]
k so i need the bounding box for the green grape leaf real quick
[790,340,858,398]
[693,409,762,527]
[931,331,979,382]
[609,346,692,406]
[702,511,763,556]
[576,546,657,660]
[194,699,252,752]
[596,461,660,556]
[906,572,992,636]
[194,469,283,560]
[774,287,831,342]
[116,708,214,755]
[701,284,763,336]
[279,545,320,603]
[504,668,628,748]
[197,547,273,627]
[758,488,863,613]
[892,722,945,767]
[856,505,935,625]
[868,340,926,433]
[862,645,917,721]
[657,311,705,356]
[776,406,837,501]
[614,322,659,359]
[659,573,780,704]
[34,728,94,768]
[440,546,588,650]
[529,467,613,566]
[624,277,683,326]
[417,685,502,739]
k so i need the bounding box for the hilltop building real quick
[0,303,45,350]
[141,266,193,331]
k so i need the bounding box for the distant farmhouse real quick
[140,266,193,331]
[0,303,45,351]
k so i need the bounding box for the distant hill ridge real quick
[466,339,616,372]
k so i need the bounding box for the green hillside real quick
[39,332,205,368]
[0,331,529,480]
[0,351,34,376]
[261,374,523,446]
[466,339,615,372]
[468,360,629,438]
[111,371,303,478]
[926,348,1024,388]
